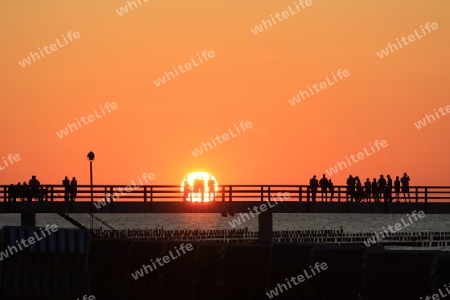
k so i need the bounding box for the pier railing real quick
[1,184,450,203]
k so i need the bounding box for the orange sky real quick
[0,0,449,186]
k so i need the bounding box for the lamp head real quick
[87,151,95,161]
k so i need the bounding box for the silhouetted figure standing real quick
[401,173,411,202]
[394,176,401,202]
[29,175,40,202]
[378,175,386,202]
[355,176,364,202]
[364,178,371,202]
[371,178,379,202]
[193,177,202,199]
[346,175,355,202]
[328,179,334,202]
[386,175,393,202]
[15,182,22,201]
[199,177,205,202]
[183,177,190,201]
[70,177,77,202]
[62,176,70,202]
[208,176,216,201]
[319,174,328,202]
[17,181,31,202]
[7,184,15,202]
[309,175,319,202]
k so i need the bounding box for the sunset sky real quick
[0,0,449,186]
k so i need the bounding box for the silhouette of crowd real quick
[6,175,77,202]
[309,172,411,203]
[62,176,78,202]
[183,175,216,202]
[309,174,334,202]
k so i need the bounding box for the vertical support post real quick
[21,212,36,227]
[338,186,341,202]
[261,186,264,202]
[259,210,272,243]
[51,186,54,202]
[228,186,232,202]
[299,186,302,202]
[150,186,153,202]
[307,186,310,203]
[416,187,419,203]
[90,161,93,203]
[109,187,114,203]
[144,186,147,202]
[221,186,225,202]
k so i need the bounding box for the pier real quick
[1,184,450,242]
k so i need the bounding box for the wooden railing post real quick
[299,186,302,202]
[109,187,114,203]
[338,186,341,202]
[221,186,225,202]
[150,186,153,202]
[307,186,310,203]
[416,187,419,203]
[424,187,428,204]
[267,186,271,201]
[144,186,147,202]
[261,186,264,202]
[50,186,54,202]
[228,186,232,202]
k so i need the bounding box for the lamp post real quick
[87,151,95,230]
[87,151,95,204]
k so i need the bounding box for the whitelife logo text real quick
[18,31,80,68]
[191,121,253,158]
[131,243,193,280]
[56,102,118,139]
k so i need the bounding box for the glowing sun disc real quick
[181,172,218,202]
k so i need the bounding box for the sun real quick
[181,172,218,202]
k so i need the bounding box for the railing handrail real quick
[1,184,450,188]
[1,184,450,203]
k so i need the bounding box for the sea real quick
[1,213,450,233]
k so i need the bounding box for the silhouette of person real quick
[394,176,401,202]
[193,177,201,199]
[70,177,77,202]
[346,175,355,202]
[371,178,379,202]
[199,177,205,202]
[386,175,393,202]
[62,176,70,202]
[355,176,363,202]
[401,172,411,202]
[183,177,190,201]
[7,184,15,202]
[208,176,216,201]
[22,182,31,202]
[40,186,49,202]
[319,174,328,202]
[15,182,22,201]
[29,175,40,202]
[378,175,386,202]
[309,175,319,202]
[364,178,372,202]
[328,179,334,202]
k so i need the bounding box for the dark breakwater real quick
[0,226,450,299]
[92,227,450,248]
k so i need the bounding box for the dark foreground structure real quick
[1,227,450,300]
